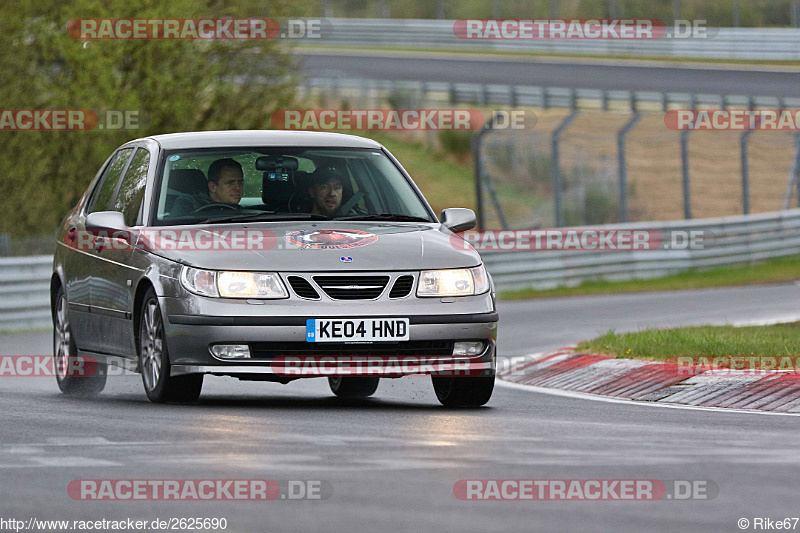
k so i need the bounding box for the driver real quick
[172,158,243,216]
[308,166,345,217]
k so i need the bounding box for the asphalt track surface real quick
[298,50,800,98]
[2,284,800,532]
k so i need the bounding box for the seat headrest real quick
[169,169,208,194]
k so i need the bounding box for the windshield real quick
[153,147,434,226]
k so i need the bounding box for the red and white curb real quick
[498,348,800,413]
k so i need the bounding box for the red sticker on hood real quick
[284,229,378,249]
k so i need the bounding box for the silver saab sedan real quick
[51,131,498,406]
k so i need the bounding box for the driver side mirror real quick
[86,211,128,232]
[441,208,476,233]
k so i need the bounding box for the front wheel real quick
[53,287,106,396]
[328,376,379,398]
[138,288,203,403]
[431,375,494,407]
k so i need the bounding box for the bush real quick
[438,130,473,159]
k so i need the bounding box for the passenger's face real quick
[310,178,343,216]
[209,166,244,204]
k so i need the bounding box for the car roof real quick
[141,130,383,150]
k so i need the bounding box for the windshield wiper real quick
[334,213,432,222]
[201,212,330,224]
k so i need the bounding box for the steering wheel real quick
[193,202,240,214]
[337,191,368,217]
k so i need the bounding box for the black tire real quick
[431,375,494,407]
[53,287,106,396]
[138,288,203,403]
[328,376,379,398]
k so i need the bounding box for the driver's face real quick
[209,166,244,204]
[309,178,343,216]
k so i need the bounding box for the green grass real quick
[577,323,800,368]
[500,253,800,300]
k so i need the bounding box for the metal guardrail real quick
[302,77,800,112]
[482,209,800,291]
[0,255,52,332]
[306,19,800,61]
[2,210,800,330]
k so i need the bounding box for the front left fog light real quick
[211,344,251,359]
[453,341,484,356]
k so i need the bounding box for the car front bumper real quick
[161,294,498,379]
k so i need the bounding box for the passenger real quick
[308,166,346,217]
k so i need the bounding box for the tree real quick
[0,0,297,236]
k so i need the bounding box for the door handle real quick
[66,227,77,245]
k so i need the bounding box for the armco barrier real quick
[2,209,800,331]
[0,255,52,332]
[302,76,800,113]
[481,209,800,291]
[306,19,800,61]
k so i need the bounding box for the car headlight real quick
[180,266,287,299]
[417,265,490,297]
[180,266,218,297]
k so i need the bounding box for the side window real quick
[87,148,134,214]
[114,148,150,226]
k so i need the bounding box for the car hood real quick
[140,222,482,271]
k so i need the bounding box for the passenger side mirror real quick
[441,208,476,233]
[85,211,128,232]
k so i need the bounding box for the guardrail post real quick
[617,113,642,222]
[783,133,800,209]
[680,95,696,219]
[681,129,692,219]
[552,111,579,227]
[472,113,510,230]
[794,133,800,207]
[796,134,800,208]
[740,130,753,214]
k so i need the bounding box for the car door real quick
[61,154,114,348]
[91,146,151,356]
[79,147,135,353]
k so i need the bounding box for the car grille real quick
[250,340,455,359]
[312,275,390,300]
[287,276,320,299]
[389,275,414,298]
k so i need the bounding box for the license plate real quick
[306,318,409,342]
